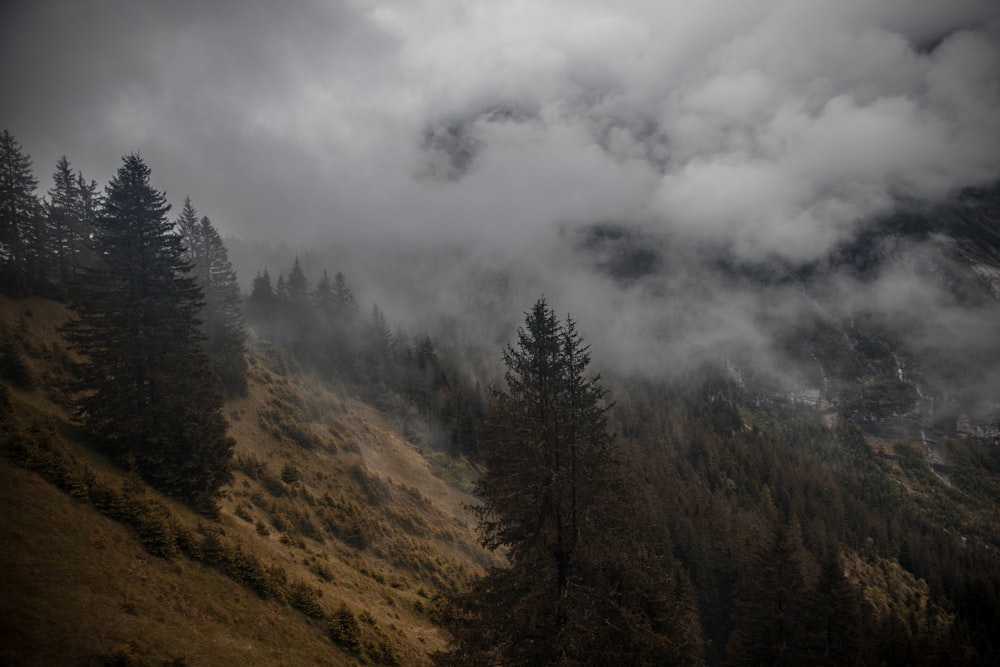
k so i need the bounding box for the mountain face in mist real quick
[569,186,1000,430]
[224,183,1000,448]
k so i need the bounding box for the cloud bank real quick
[5,1,998,255]
[5,0,1000,387]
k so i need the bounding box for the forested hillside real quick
[2,131,1000,666]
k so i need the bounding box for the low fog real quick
[6,0,1000,396]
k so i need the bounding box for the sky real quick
[4,0,1000,383]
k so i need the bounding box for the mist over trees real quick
[244,254,485,459]
[176,197,248,396]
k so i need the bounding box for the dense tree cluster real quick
[62,154,234,512]
[1,131,245,512]
[1,132,103,297]
[610,377,1000,666]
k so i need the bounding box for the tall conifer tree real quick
[0,130,42,292]
[45,156,98,292]
[176,199,247,395]
[64,154,233,512]
[438,298,704,666]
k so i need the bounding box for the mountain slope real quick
[0,295,494,666]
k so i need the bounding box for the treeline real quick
[1,130,245,511]
[243,257,486,459]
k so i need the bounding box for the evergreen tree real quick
[176,201,247,396]
[198,215,247,395]
[248,269,275,320]
[318,268,361,378]
[314,269,334,308]
[286,255,309,308]
[63,153,233,512]
[44,156,77,290]
[45,156,98,292]
[73,171,102,270]
[725,519,817,666]
[0,130,42,292]
[332,270,358,319]
[438,298,704,666]
[173,199,204,306]
[812,550,863,666]
[363,303,396,402]
[275,273,288,301]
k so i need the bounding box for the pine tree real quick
[73,171,102,271]
[725,519,817,666]
[248,269,275,319]
[314,269,334,308]
[63,153,233,513]
[315,268,361,378]
[176,201,247,396]
[332,270,358,319]
[811,550,863,666]
[198,215,247,395]
[286,256,309,308]
[0,130,42,293]
[45,156,98,293]
[363,303,396,402]
[438,298,704,666]
[175,197,200,246]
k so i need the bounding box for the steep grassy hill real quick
[0,295,495,666]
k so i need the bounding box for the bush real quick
[289,580,325,619]
[223,544,288,601]
[234,452,266,479]
[280,462,301,484]
[329,603,362,652]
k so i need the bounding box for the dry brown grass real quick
[0,296,499,666]
[0,462,348,666]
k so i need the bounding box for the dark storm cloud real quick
[6,0,999,250]
[4,0,1000,380]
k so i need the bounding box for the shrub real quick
[260,471,286,497]
[132,499,181,559]
[234,452,266,479]
[310,561,334,582]
[234,504,252,521]
[280,462,301,484]
[224,544,288,601]
[329,603,362,652]
[289,580,325,619]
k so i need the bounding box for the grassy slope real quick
[0,296,495,666]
